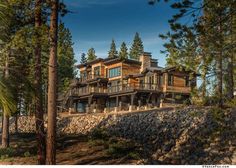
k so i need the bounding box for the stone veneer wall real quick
[0,106,235,164]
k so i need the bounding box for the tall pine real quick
[80,53,87,64]
[87,48,96,61]
[129,32,144,60]
[108,39,118,58]
[119,42,128,59]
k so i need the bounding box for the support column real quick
[114,96,119,112]
[129,94,135,112]
[87,96,92,113]
[75,100,78,112]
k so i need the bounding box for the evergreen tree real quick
[87,48,97,61]
[108,39,118,58]
[153,0,236,106]
[58,23,76,93]
[129,32,144,60]
[80,53,87,64]
[119,42,128,59]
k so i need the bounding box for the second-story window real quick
[168,74,174,86]
[94,66,100,77]
[158,75,163,85]
[109,67,121,78]
[80,71,87,81]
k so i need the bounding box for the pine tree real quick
[129,32,144,60]
[58,23,76,93]
[108,39,118,58]
[80,53,87,64]
[87,48,96,61]
[119,42,128,59]
[34,0,46,164]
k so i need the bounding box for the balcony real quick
[164,85,191,93]
[72,86,107,97]
[79,74,106,83]
[107,83,161,93]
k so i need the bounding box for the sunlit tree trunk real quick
[46,0,58,164]
[35,0,46,164]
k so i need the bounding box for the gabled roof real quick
[161,66,200,76]
[103,57,141,66]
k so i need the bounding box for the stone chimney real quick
[139,52,151,72]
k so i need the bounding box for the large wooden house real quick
[60,52,197,113]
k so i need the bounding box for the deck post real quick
[87,96,92,113]
[114,96,119,112]
[75,100,78,112]
[129,94,134,112]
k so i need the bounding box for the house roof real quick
[76,58,104,68]
[103,57,141,66]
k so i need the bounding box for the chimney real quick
[139,52,151,72]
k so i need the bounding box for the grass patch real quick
[88,128,142,160]
[106,139,140,159]
[0,147,17,160]
[89,128,109,141]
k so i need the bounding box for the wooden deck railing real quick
[79,74,106,82]
[164,85,191,93]
[69,83,191,96]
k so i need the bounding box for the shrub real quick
[209,107,224,122]
[24,151,31,157]
[225,98,236,108]
[89,128,109,140]
[106,139,137,158]
[0,147,16,160]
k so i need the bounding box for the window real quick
[80,71,87,81]
[109,67,121,78]
[94,66,100,77]
[185,76,190,87]
[159,75,163,85]
[168,74,174,86]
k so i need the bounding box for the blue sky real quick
[62,0,177,67]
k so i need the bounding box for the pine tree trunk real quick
[216,10,223,108]
[226,12,235,100]
[202,56,207,98]
[35,0,46,164]
[2,56,10,148]
[216,48,223,107]
[14,112,18,133]
[46,0,58,165]
[2,113,9,148]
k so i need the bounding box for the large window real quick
[158,75,163,85]
[168,74,174,86]
[80,71,87,81]
[93,66,100,77]
[109,67,121,78]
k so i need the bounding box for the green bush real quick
[90,128,109,140]
[106,139,136,158]
[24,151,31,157]
[209,107,224,122]
[127,152,140,160]
[225,98,236,108]
[0,147,16,160]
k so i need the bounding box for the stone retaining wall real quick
[0,106,235,164]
